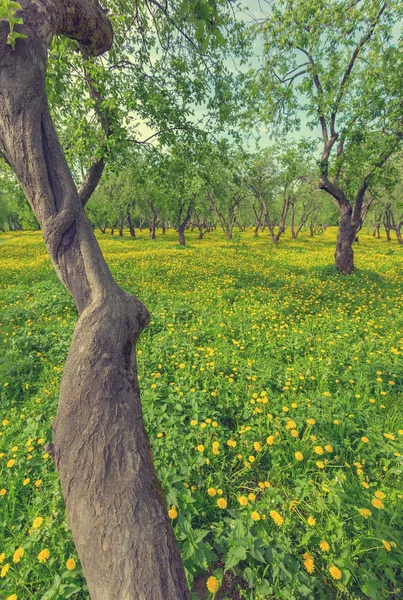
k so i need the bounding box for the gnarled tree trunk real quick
[335,207,355,274]
[0,3,189,599]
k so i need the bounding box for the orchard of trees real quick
[0,0,402,598]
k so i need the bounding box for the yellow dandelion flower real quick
[358,508,372,518]
[190,420,198,426]
[269,510,284,526]
[329,565,342,580]
[66,558,76,570]
[374,491,385,500]
[325,444,333,452]
[316,461,325,469]
[307,517,316,527]
[196,445,205,452]
[207,488,217,497]
[216,498,227,509]
[0,552,5,563]
[361,436,369,443]
[253,441,262,452]
[295,451,304,461]
[319,540,330,552]
[12,548,24,563]
[33,517,43,529]
[382,540,391,552]
[206,576,220,593]
[251,511,260,521]
[371,498,384,509]
[248,493,256,501]
[37,549,50,563]
[0,489,6,496]
[361,481,369,489]
[238,496,248,506]
[266,435,275,445]
[314,446,324,455]
[6,460,15,468]
[6,594,18,600]
[168,506,178,519]
[303,554,315,574]
[306,418,315,425]
[1,563,10,577]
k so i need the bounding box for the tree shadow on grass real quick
[311,264,385,285]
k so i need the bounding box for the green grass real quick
[0,228,402,600]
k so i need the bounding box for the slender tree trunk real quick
[110,226,114,236]
[161,220,166,234]
[127,213,135,238]
[150,216,157,240]
[0,3,189,599]
[177,206,192,246]
[290,204,296,239]
[119,217,124,236]
[178,226,186,245]
[335,207,355,274]
[395,228,403,245]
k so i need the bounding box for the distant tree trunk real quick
[396,228,403,245]
[0,3,189,599]
[177,205,192,246]
[178,227,186,245]
[150,217,157,239]
[119,217,124,236]
[139,218,144,232]
[110,226,114,236]
[127,213,135,237]
[147,201,158,240]
[290,203,297,239]
[100,223,107,234]
[252,205,263,237]
[161,220,166,234]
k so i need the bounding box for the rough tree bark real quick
[127,213,136,237]
[334,206,355,273]
[0,3,189,599]
[177,204,192,246]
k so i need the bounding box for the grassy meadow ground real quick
[0,227,402,600]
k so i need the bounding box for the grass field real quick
[0,228,402,600]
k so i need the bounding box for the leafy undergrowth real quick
[0,228,402,600]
